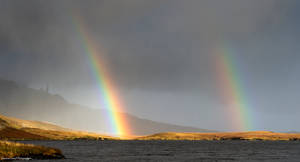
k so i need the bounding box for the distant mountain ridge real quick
[0,78,214,135]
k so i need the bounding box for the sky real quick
[0,0,300,132]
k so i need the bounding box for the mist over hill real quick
[0,78,213,135]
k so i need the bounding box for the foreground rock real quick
[136,131,300,141]
[0,141,64,160]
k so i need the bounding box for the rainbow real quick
[72,16,131,137]
[214,45,252,131]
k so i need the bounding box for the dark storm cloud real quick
[0,0,159,87]
[1,0,300,131]
[0,0,295,90]
[1,0,299,94]
[97,0,297,93]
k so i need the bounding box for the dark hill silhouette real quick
[0,78,214,135]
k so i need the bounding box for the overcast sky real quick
[1,0,300,131]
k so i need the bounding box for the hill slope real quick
[0,114,115,140]
[2,113,300,141]
[136,131,300,141]
[0,79,213,135]
[0,114,70,132]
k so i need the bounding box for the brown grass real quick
[0,114,69,131]
[0,127,49,140]
[0,114,117,141]
[3,113,300,141]
[21,128,117,140]
[0,141,64,160]
[135,131,300,141]
[0,127,118,141]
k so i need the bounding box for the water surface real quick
[20,140,300,162]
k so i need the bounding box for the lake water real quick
[20,140,300,162]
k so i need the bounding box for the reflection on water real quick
[20,140,300,162]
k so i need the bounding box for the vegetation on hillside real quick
[0,114,117,140]
[0,141,64,160]
[135,131,300,141]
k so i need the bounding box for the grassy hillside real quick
[0,114,70,131]
[0,141,64,160]
[0,114,116,140]
[136,131,300,141]
[2,113,300,141]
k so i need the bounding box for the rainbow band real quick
[73,16,130,137]
[215,45,252,131]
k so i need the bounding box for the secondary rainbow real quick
[214,45,252,131]
[72,16,131,137]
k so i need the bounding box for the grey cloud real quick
[0,0,293,90]
[1,0,300,131]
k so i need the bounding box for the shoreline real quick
[0,141,65,160]
[133,131,300,141]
